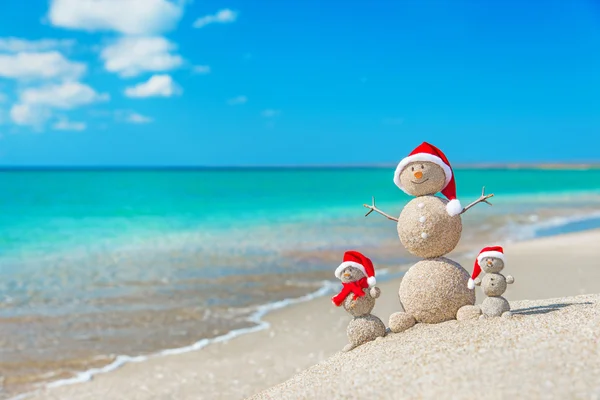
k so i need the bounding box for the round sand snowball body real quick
[399,257,475,323]
[397,196,463,258]
[482,274,508,297]
[342,290,375,317]
[346,314,386,347]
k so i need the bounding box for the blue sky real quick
[0,0,599,166]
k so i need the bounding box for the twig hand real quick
[363,196,399,222]
[460,187,494,215]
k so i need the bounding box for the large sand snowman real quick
[364,142,493,332]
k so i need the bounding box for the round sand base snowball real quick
[481,296,510,317]
[397,196,463,258]
[346,314,386,349]
[456,305,482,321]
[399,257,475,324]
[343,290,376,317]
[388,312,416,333]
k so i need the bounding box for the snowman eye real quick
[420,164,425,169]
[411,166,414,172]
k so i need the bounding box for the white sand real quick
[22,229,600,400]
[253,294,600,399]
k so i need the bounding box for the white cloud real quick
[114,109,154,123]
[10,104,51,128]
[124,74,181,98]
[193,65,211,74]
[262,109,281,118]
[0,37,75,52]
[48,0,184,35]
[126,112,153,124]
[52,118,86,131]
[227,95,247,105]
[11,81,108,128]
[0,51,86,81]
[20,82,109,109]
[193,9,237,28]
[101,37,183,78]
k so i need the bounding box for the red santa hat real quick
[468,246,505,289]
[334,250,376,287]
[393,142,462,217]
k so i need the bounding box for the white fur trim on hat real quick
[477,251,505,265]
[334,261,367,280]
[393,153,453,193]
[367,276,376,287]
[446,199,463,217]
[467,278,475,290]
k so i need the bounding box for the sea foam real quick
[10,280,340,400]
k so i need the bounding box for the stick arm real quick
[460,186,494,215]
[363,197,399,222]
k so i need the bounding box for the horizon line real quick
[1,162,599,171]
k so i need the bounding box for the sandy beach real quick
[255,294,600,400]
[20,228,600,400]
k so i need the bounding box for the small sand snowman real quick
[332,250,386,352]
[469,246,514,318]
[364,142,494,332]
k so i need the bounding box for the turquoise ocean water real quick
[1,168,600,396]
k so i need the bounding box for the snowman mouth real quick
[411,178,429,184]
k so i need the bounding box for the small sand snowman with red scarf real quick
[332,250,386,352]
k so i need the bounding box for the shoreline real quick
[4,282,339,400]
[41,282,338,390]
[12,225,600,400]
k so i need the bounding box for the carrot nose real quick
[343,272,351,278]
[414,171,423,179]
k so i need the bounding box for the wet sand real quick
[19,228,600,400]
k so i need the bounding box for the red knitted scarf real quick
[331,277,369,306]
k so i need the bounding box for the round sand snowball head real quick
[397,161,447,197]
[346,314,386,347]
[399,257,475,324]
[397,196,462,258]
